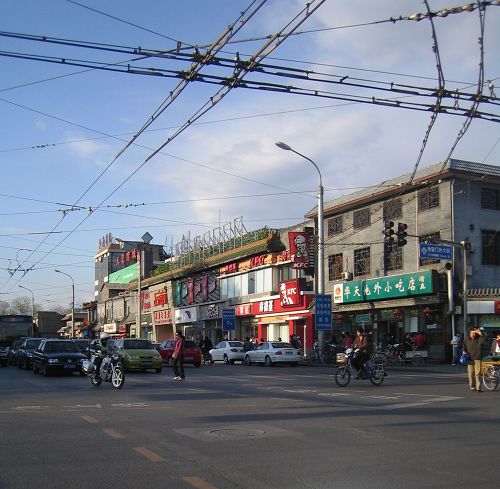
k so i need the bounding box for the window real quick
[353,208,371,230]
[383,199,402,220]
[384,243,403,271]
[418,187,439,211]
[481,230,500,265]
[481,188,500,210]
[328,253,343,281]
[354,247,370,276]
[419,232,441,266]
[327,216,343,237]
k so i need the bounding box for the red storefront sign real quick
[278,279,304,307]
[495,301,500,314]
[141,292,150,310]
[154,289,168,307]
[154,309,172,325]
[236,304,252,316]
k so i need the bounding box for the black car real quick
[32,339,87,376]
[72,339,91,358]
[7,338,25,366]
[17,337,45,369]
[0,346,8,367]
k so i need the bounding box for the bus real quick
[0,315,34,347]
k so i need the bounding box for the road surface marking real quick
[12,405,50,410]
[317,392,352,397]
[81,415,99,424]
[133,447,166,462]
[183,476,219,489]
[103,428,125,439]
[363,395,400,400]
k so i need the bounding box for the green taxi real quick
[113,338,162,373]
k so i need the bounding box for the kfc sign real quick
[279,279,301,307]
[289,232,313,269]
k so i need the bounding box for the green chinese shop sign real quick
[333,270,435,304]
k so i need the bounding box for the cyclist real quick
[352,327,370,379]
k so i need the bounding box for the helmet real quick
[100,332,111,341]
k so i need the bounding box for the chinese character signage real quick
[333,271,435,304]
[315,294,332,331]
[289,231,313,269]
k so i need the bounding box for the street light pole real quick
[275,142,326,351]
[19,285,35,336]
[55,270,75,338]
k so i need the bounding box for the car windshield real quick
[123,340,153,350]
[271,342,293,348]
[228,342,243,347]
[26,339,43,349]
[44,341,78,353]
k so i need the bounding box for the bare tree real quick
[11,297,32,315]
[0,300,10,314]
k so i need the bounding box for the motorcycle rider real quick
[352,327,370,379]
[94,332,112,376]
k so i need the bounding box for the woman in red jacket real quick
[172,330,185,381]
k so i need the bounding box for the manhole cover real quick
[208,428,266,438]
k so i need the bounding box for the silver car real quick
[244,341,301,367]
[209,341,245,364]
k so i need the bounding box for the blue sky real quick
[1,0,499,310]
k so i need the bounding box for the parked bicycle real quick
[482,364,499,391]
[385,343,426,366]
[335,348,385,387]
[321,342,345,365]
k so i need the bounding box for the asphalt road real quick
[0,362,498,489]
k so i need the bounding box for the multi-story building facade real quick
[309,159,500,361]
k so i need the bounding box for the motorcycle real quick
[82,351,125,389]
[335,348,385,387]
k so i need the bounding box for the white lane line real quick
[362,395,400,400]
[317,392,352,397]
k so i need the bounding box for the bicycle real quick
[385,344,426,366]
[481,364,499,391]
[335,348,385,387]
[321,343,345,365]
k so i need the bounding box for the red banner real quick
[279,279,302,307]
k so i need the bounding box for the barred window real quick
[418,187,439,211]
[384,243,403,271]
[328,253,343,281]
[327,216,343,237]
[354,247,370,276]
[481,188,499,210]
[481,230,500,265]
[383,199,402,220]
[419,232,441,266]
[353,208,371,230]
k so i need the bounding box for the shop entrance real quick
[377,320,399,347]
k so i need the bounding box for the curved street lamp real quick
[275,141,326,351]
[55,270,75,338]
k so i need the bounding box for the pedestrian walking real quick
[243,336,253,352]
[462,326,485,392]
[490,332,500,356]
[172,330,185,381]
[450,332,461,365]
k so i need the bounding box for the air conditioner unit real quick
[341,272,353,281]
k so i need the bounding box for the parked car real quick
[7,338,24,366]
[32,339,87,376]
[158,339,202,367]
[244,341,301,366]
[0,346,8,367]
[17,337,45,369]
[209,341,245,364]
[113,338,162,373]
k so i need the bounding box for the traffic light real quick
[383,221,395,245]
[397,222,408,246]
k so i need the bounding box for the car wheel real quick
[223,354,229,365]
[264,356,273,367]
[156,367,162,373]
[244,355,252,366]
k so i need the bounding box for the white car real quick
[244,341,301,367]
[209,341,245,364]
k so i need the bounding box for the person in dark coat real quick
[462,326,485,392]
